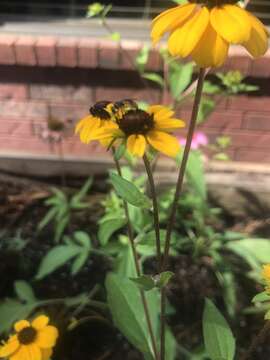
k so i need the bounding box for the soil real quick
[0,172,270,360]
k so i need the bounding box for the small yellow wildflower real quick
[262,264,270,293]
[90,104,185,157]
[0,315,58,360]
[151,0,269,68]
[75,101,115,144]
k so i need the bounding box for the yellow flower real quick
[0,315,58,360]
[262,264,270,293]
[75,101,115,144]
[90,105,185,157]
[151,1,269,68]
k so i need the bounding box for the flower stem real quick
[143,154,162,273]
[240,321,270,360]
[113,151,160,360]
[160,67,206,360]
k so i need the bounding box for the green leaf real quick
[142,73,164,88]
[14,281,37,303]
[73,231,91,250]
[135,45,150,73]
[116,242,137,278]
[110,173,151,208]
[98,218,127,246]
[155,271,174,288]
[186,151,207,200]
[105,273,154,356]
[203,298,235,360]
[130,275,156,291]
[227,239,270,268]
[0,300,34,334]
[252,291,270,303]
[169,62,194,100]
[265,309,270,320]
[86,2,105,18]
[197,98,215,124]
[114,143,126,161]
[71,177,92,205]
[38,207,57,230]
[36,245,81,280]
[55,214,70,242]
[71,252,89,275]
[108,32,121,42]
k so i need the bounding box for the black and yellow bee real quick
[112,99,138,119]
[89,100,112,120]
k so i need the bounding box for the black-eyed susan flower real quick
[75,100,115,144]
[262,264,270,293]
[0,315,58,360]
[151,0,269,68]
[90,104,185,157]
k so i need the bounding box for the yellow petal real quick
[152,107,175,120]
[147,105,164,114]
[90,124,122,141]
[147,131,180,157]
[36,326,58,349]
[75,116,94,134]
[78,118,101,144]
[10,344,41,360]
[127,135,146,157]
[32,316,49,331]
[210,5,251,44]
[151,3,196,43]
[41,348,52,360]
[191,23,229,67]
[168,7,210,58]
[243,12,269,57]
[14,321,30,333]
[0,336,19,357]
[155,117,185,130]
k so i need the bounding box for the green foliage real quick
[110,173,151,208]
[203,299,236,360]
[142,72,164,88]
[86,3,112,19]
[217,70,258,95]
[135,45,150,74]
[169,61,194,100]
[106,273,176,359]
[36,231,92,279]
[38,178,92,242]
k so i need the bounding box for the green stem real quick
[143,154,162,273]
[160,68,206,360]
[113,151,160,360]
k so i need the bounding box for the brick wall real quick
[0,34,270,164]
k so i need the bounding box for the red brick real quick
[0,84,28,100]
[0,136,53,154]
[243,112,270,131]
[78,38,98,68]
[95,87,161,103]
[49,104,88,122]
[235,148,270,163]
[57,38,78,67]
[221,55,252,76]
[250,56,270,78]
[204,129,270,149]
[0,35,17,65]
[30,85,93,104]
[200,111,243,129]
[120,40,142,70]
[228,95,270,112]
[36,36,57,66]
[15,36,37,66]
[0,101,48,119]
[98,40,120,69]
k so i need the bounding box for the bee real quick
[112,99,138,119]
[89,101,112,120]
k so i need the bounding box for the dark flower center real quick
[118,109,154,136]
[89,101,111,120]
[18,326,37,345]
